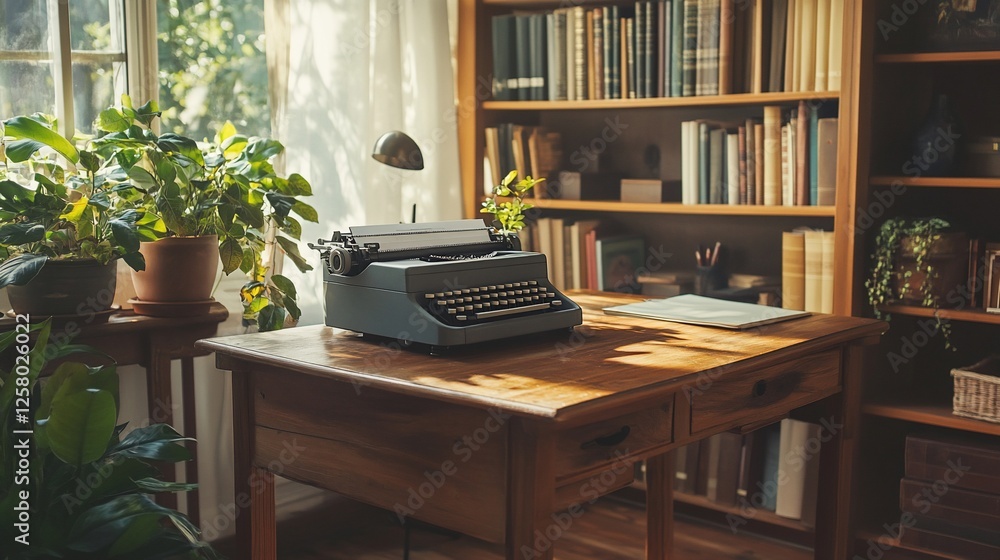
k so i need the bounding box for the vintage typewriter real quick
[309,220,582,348]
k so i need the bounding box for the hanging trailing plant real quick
[865,217,955,349]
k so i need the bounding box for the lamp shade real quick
[371,130,424,170]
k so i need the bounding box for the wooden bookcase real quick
[848,1,1000,558]
[456,0,865,555]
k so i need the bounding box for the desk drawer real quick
[554,398,673,481]
[689,350,841,434]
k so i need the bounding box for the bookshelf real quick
[457,0,865,555]
[849,1,1000,558]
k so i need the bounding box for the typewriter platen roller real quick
[310,220,582,348]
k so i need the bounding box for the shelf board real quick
[880,304,1000,325]
[673,491,814,533]
[856,529,962,559]
[869,176,1000,189]
[876,51,1000,64]
[527,198,837,216]
[863,399,1000,437]
[483,91,839,111]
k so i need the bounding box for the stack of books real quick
[897,435,1000,557]
[781,228,834,313]
[490,0,844,101]
[680,102,838,206]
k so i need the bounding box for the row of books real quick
[662,418,824,525]
[519,219,644,293]
[680,103,838,206]
[483,124,562,195]
[782,229,834,314]
[490,0,843,102]
[896,435,1000,557]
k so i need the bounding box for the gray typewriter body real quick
[323,251,582,347]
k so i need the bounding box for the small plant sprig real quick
[481,170,544,235]
[865,217,954,349]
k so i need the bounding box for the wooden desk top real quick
[198,292,884,422]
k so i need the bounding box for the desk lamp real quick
[372,131,423,223]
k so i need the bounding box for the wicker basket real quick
[952,356,1000,424]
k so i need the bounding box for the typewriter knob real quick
[329,246,354,275]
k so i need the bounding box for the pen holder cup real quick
[694,266,727,296]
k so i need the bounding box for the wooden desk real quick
[1,304,229,523]
[198,293,884,559]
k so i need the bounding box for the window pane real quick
[73,60,124,130]
[0,0,49,50]
[69,0,117,51]
[157,0,270,140]
[0,60,54,118]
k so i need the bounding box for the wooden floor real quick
[218,496,813,560]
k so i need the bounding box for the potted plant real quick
[481,170,544,236]
[866,217,967,348]
[0,320,220,559]
[85,98,316,330]
[0,114,154,317]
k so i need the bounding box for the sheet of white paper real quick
[603,294,811,329]
[349,219,492,252]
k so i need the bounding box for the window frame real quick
[0,0,157,138]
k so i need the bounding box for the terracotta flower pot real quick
[893,232,969,305]
[130,235,220,303]
[7,259,117,316]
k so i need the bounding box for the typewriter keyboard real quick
[421,281,564,325]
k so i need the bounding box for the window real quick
[0,0,126,136]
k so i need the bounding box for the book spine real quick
[681,121,692,204]
[754,122,764,205]
[782,123,794,206]
[718,0,733,94]
[658,0,668,98]
[627,18,636,98]
[804,230,823,313]
[816,117,838,206]
[705,0,721,96]
[574,7,588,100]
[820,231,834,314]
[612,6,621,99]
[787,0,798,92]
[516,15,531,100]
[782,231,805,310]
[809,103,819,205]
[594,9,604,100]
[745,119,756,204]
[814,0,830,91]
[699,122,709,204]
[726,132,739,205]
[645,0,655,99]
[798,0,815,92]
[491,16,513,101]
[709,128,723,204]
[556,12,568,101]
[546,14,557,101]
[603,7,612,99]
[671,0,684,97]
[635,2,645,98]
[763,106,782,206]
[566,8,576,101]
[682,0,698,96]
[769,0,788,92]
[828,0,843,91]
[751,0,764,93]
[796,100,808,205]
[586,9,596,100]
[737,125,747,205]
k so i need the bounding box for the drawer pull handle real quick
[752,380,768,398]
[581,426,631,449]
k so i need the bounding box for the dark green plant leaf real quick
[282,215,302,240]
[132,477,199,493]
[285,173,313,196]
[240,247,256,274]
[0,222,45,245]
[134,99,161,128]
[89,191,112,210]
[157,133,205,167]
[218,236,242,274]
[108,424,193,462]
[108,512,162,557]
[265,192,295,219]
[98,107,131,132]
[0,252,48,288]
[257,304,286,332]
[122,250,145,272]
[47,388,117,466]
[109,218,140,253]
[79,150,102,173]
[0,179,36,211]
[3,115,79,163]
[270,274,297,300]
[245,137,284,162]
[276,236,313,273]
[68,493,192,553]
[282,296,301,322]
[291,200,318,223]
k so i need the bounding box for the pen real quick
[711,241,721,266]
[695,250,702,267]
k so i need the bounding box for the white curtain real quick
[273,0,462,326]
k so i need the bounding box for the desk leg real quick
[815,346,864,560]
[646,453,674,559]
[181,357,200,528]
[506,418,555,560]
[233,370,277,560]
[146,349,178,511]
